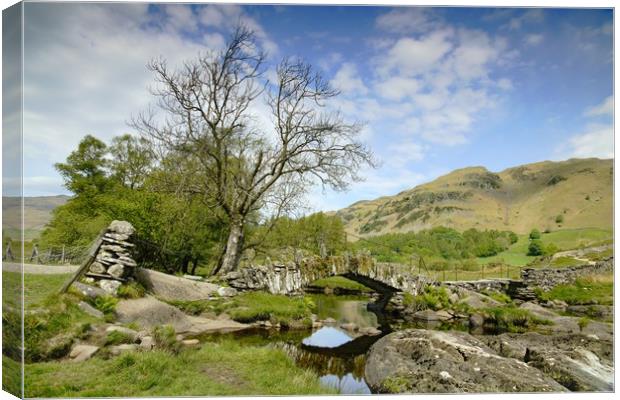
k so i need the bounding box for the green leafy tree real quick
[527,239,545,256]
[55,135,110,196]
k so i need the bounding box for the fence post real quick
[60,230,105,294]
[30,244,39,263]
[3,242,13,261]
[482,263,484,279]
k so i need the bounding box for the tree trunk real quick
[218,221,245,275]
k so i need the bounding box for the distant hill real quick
[2,195,70,241]
[336,158,613,238]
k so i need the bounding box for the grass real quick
[2,271,73,310]
[536,274,613,306]
[482,305,552,333]
[24,339,336,397]
[309,276,372,292]
[550,257,584,268]
[168,291,314,327]
[2,355,22,397]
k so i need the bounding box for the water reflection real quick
[302,327,353,348]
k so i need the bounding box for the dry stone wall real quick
[521,258,613,291]
[83,221,138,295]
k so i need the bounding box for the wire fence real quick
[2,242,91,265]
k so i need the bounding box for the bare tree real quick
[131,26,375,275]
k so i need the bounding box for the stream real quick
[195,294,469,394]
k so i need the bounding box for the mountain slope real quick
[337,158,613,237]
[2,195,70,240]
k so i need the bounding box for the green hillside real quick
[337,158,613,238]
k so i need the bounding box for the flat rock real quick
[340,322,358,332]
[182,339,200,346]
[139,336,155,350]
[412,309,453,321]
[458,289,502,309]
[365,329,566,394]
[69,344,99,362]
[134,268,219,301]
[217,286,238,297]
[115,296,249,334]
[518,302,613,341]
[78,301,104,319]
[99,280,122,295]
[483,332,613,392]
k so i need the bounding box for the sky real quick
[12,3,614,212]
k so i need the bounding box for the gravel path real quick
[2,262,78,274]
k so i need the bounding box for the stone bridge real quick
[223,255,434,295]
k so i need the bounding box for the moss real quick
[117,281,146,299]
[381,374,412,393]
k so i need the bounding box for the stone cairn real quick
[83,221,138,295]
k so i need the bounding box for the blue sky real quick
[17,3,613,212]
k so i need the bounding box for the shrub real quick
[529,229,541,240]
[555,215,564,224]
[578,317,590,332]
[404,286,451,311]
[527,239,544,256]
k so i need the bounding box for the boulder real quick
[518,302,613,341]
[468,313,484,329]
[69,344,99,362]
[458,289,502,309]
[115,296,249,334]
[78,301,104,319]
[134,268,219,301]
[365,329,566,394]
[483,332,613,392]
[115,296,195,332]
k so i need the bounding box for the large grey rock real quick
[134,268,218,301]
[365,329,566,394]
[484,332,613,392]
[518,302,613,341]
[69,344,99,362]
[217,286,238,297]
[412,309,452,321]
[116,296,195,332]
[115,296,248,334]
[458,289,502,309]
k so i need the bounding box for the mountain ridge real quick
[336,158,613,238]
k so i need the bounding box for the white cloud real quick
[508,9,544,30]
[564,124,613,159]
[331,63,368,96]
[585,95,613,117]
[376,76,420,101]
[379,29,453,77]
[21,3,277,195]
[524,33,544,46]
[375,7,443,34]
